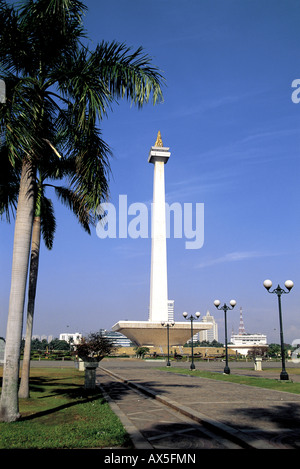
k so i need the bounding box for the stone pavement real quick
[97,358,300,450]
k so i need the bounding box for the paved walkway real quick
[97,358,300,450]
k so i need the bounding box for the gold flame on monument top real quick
[154,130,163,147]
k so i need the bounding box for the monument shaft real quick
[148,132,170,323]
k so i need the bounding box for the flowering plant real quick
[74,331,116,362]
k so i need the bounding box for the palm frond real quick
[0,0,164,237]
[40,195,56,250]
[52,47,113,125]
[93,41,165,107]
[17,0,87,75]
[0,144,20,222]
[69,125,111,212]
[54,185,92,234]
[0,1,30,74]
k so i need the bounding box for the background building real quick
[229,307,268,356]
[59,332,82,344]
[230,333,267,356]
[199,311,218,342]
[99,329,133,347]
[167,300,175,322]
[31,335,54,343]
[186,311,217,344]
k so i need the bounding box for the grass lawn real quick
[157,367,300,394]
[0,367,131,449]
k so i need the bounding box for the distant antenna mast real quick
[239,307,246,335]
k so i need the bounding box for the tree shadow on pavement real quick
[223,401,300,449]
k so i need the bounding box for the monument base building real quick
[112,320,211,348]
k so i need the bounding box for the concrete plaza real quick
[97,358,300,450]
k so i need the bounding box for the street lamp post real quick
[213,299,237,374]
[161,321,175,366]
[263,279,294,381]
[182,312,200,370]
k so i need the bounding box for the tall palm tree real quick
[17,178,48,400]
[0,153,103,399]
[0,0,164,421]
[18,163,98,399]
[1,145,111,402]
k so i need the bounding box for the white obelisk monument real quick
[112,132,212,346]
[148,131,170,323]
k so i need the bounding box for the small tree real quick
[74,332,116,389]
[134,346,150,359]
[267,343,281,359]
[75,332,115,362]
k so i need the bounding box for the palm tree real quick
[0,154,104,399]
[0,0,164,421]
[17,178,46,400]
[18,162,98,399]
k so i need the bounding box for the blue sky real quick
[0,0,299,344]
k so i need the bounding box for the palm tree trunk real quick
[18,215,41,399]
[0,158,36,422]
